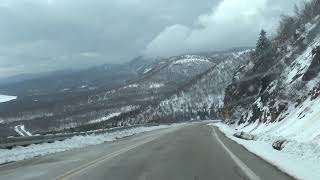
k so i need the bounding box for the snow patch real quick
[88,113,121,124]
[21,125,32,136]
[232,49,252,59]
[88,105,140,124]
[123,84,139,89]
[173,56,211,65]
[149,82,164,89]
[143,68,153,74]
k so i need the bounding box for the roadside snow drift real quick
[210,122,320,180]
[0,124,178,164]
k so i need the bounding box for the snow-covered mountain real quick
[72,54,221,130]
[71,50,251,132]
[0,54,207,134]
[122,51,251,124]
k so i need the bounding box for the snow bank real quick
[0,95,17,103]
[210,122,320,180]
[0,124,178,164]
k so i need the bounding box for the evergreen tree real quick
[209,103,216,118]
[255,30,272,57]
[254,29,276,69]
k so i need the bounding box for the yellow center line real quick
[51,134,161,180]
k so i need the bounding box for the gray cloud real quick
[0,0,217,77]
[0,0,304,78]
[144,0,304,57]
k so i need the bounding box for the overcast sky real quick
[0,0,303,78]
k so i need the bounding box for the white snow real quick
[204,15,320,180]
[149,82,164,89]
[61,88,70,92]
[14,126,24,137]
[232,49,252,59]
[0,124,181,164]
[143,68,153,74]
[88,113,121,124]
[0,95,17,103]
[20,126,32,136]
[88,106,139,124]
[14,125,32,136]
[284,40,318,84]
[123,84,139,89]
[173,56,211,65]
[210,122,320,180]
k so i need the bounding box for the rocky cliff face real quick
[224,15,320,126]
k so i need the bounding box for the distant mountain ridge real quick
[0,49,251,136]
[0,58,153,97]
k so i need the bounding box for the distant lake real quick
[0,95,17,103]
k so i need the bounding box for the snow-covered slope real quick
[221,9,320,180]
[226,15,320,134]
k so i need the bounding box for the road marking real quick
[52,135,159,180]
[212,127,262,180]
[51,125,186,180]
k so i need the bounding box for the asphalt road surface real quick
[0,124,294,180]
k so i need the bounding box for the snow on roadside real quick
[0,124,180,164]
[20,125,32,136]
[14,126,25,137]
[210,122,320,180]
[0,95,17,103]
[14,125,32,137]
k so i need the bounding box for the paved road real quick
[0,124,293,180]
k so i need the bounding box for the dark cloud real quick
[0,0,303,77]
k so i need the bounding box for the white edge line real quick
[212,127,262,180]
